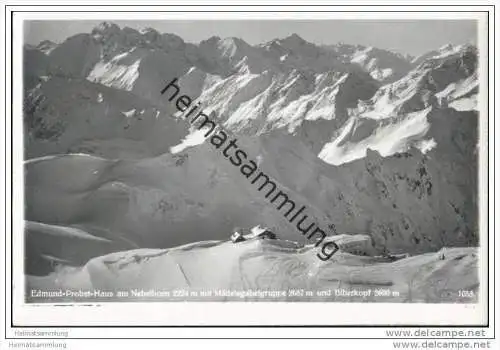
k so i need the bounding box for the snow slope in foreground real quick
[26,239,478,303]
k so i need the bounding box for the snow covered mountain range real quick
[23,22,479,301]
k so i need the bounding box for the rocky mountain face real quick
[23,22,478,275]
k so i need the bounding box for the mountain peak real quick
[35,40,57,55]
[438,43,454,52]
[203,35,221,43]
[91,21,121,38]
[281,33,307,45]
[289,33,305,40]
[140,27,159,35]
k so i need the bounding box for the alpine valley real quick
[23,22,480,302]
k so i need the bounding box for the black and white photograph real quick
[21,18,483,304]
[5,5,495,333]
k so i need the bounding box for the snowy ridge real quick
[27,237,478,302]
[25,24,477,166]
[319,106,433,165]
[88,56,141,91]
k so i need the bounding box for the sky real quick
[24,20,478,56]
